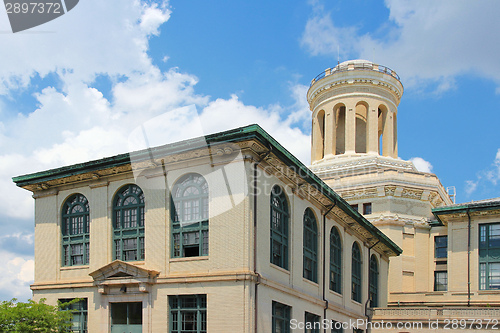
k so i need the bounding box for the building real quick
[307,60,500,331]
[13,59,500,332]
[13,125,401,332]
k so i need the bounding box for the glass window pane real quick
[113,185,145,262]
[111,303,127,325]
[128,302,142,325]
[171,174,209,258]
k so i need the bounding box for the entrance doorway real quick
[111,302,142,333]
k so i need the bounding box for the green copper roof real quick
[433,197,500,222]
[12,124,401,255]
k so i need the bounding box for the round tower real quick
[307,59,403,164]
[307,60,454,307]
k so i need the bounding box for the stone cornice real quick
[435,208,500,224]
[310,155,416,172]
[307,65,404,111]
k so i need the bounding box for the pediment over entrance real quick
[89,260,159,294]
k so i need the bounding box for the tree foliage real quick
[0,298,74,332]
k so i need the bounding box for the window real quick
[434,236,448,259]
[111,302,142,330]
[331,321,344,333]
[350,204,358,212]
[270,185,289,269]
[363,203,372,215]
[113,184,145,261]
[303,208,318,282]
[330,227,342,294]
[60,298,88,333]
[171,174,209,258]
[272,301,291,333]
[369,255,379,307]
[479,223,500,290]
[352,242,362,303]
[62,194,90,266]
[434,271,448,291]
[169,295,206,333]
[305,312,321,333]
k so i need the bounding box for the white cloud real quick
[140,4,171,36]
[300,14,358,59]
[410,157,433,173]
[301,1,500,92]
[463,148,500,196]
[0,0,170,93]
[0,0,314,302]
[199,93,311,163]
[0,253,34,301]
[485,148,500,185]
[465,180,478,196]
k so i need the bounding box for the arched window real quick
[330,227,342,293]
[270,185,289,269]
[303,208,318,282]
[62,194,89,266]
[370,254,379,307]
[113,184,145,261]
[352,242,362,302]
[171,173,209,258]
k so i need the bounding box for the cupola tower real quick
[308,60,454,306]
[308,59,403,163]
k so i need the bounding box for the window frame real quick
[369,254,379,307]
[363,202,372,215]
[304,312,321,333]
[434,270,448,291]
[351,242,362,303]
[303,208,318,283]
[112,184,145,262]
[169,294,207,333]
[272,301,291,333]
[270,185,289,270]
[329,227,342,294]
[61,194,90,267]
[479,223,500,290]
[434,235,448,259]
[59,298,88,333]
[171,173,209,258]
[331,321,344,333]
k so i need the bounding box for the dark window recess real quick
[363,203,372,215]
[434,271,448,291]
[305,312,321,333]
[435,236,448,259]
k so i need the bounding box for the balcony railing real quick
[310,61,400,86]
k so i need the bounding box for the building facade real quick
[13,125,401,332]
[307,60,500,331]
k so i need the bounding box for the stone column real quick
[383,111,394,157]
[324,103,335,157]
[345,105,356,154]
[393,112,398,157]
[367,107,378,154]
[311,115,321,163]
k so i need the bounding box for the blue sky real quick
[0,0,499,300]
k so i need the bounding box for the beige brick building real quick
[13,59,500,332]
[13,125,401,332]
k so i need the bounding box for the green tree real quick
[0,298,74,332]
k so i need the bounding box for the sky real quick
[0,0,499,301]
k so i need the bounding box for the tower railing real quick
[310,61,400,86]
